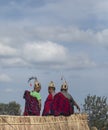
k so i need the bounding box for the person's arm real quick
[74,101,80,112]
[70,95,80,112]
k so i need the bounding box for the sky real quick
[0,0,108,114]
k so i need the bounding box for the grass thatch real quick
[0,114,90,130]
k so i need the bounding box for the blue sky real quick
[0,0,108,113]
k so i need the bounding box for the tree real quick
[82,94,108,129]
[0,101,21,115]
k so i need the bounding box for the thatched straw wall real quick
[0,114,90,130]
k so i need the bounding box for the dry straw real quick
[0,114,90,130]
[90,127,98,130]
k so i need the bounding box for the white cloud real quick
[96,29,108,45]
[23,41,68,63]
[0,57,30,67]
[35,27,108,46]
[52,53,96,69]
[22,41,96,69]
[0,39,96,69]
[0,43,18,57]
[0,18,108,47]
[0,74,12,82]
[21,26,108,46]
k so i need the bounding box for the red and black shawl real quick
[23,90,40,116]
[52,92,73,116]
[42,94,54,116]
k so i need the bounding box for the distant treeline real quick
[0,101,21,115]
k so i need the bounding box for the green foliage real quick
[0,101,21,115]
[83,94,108,129]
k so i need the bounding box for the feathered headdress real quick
[61,76,68,90]
[48,81,55,88]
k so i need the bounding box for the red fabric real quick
[42,94,54,116]
[23,90,40,116]
[52,92,73,116]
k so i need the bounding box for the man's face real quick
[48,87,54,94]
[35,86,41,92]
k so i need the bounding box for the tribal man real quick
[42,81,56,116]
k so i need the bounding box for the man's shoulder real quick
[67,92,73,98]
